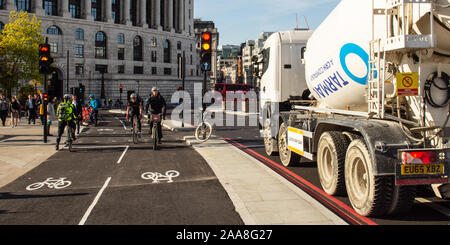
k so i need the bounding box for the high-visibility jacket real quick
[57,101,77,122]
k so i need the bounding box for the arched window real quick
[133,36,143,61]
[117,33,125,44]
[75,28,84,40]
[95,31,107,59]
[46,25,62,35]
[163,40,171,63]
[16,0,30,12]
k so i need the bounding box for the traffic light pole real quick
[43,73,48,143]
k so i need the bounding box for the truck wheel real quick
[317,132,349,196]
[264,119,278,156]
[345,139,392,217]
[388,185,416,215]
[278,123,301,167]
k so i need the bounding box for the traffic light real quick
[200,32,212,72]
[120,85,123,94]
[39,44,53,74]
[43,93,48,104]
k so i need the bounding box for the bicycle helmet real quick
[152,87,159,91]
[130,93,137,99]
[89,94,95,98]
[63,94,72,101]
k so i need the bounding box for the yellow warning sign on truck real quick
[397,73,419,96]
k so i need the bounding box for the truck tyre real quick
[345,139,393,217]
[317,132,349,196]
[278,123,301,167]
[387,185,416,215]
[264,119,278,156]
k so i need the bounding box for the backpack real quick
[57,103,70,121]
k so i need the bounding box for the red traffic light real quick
[120,85,123,89]
[202,32,211,41]
[40,46,49,52]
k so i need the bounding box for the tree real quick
[0,10,44,98]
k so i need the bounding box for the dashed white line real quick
[78,177,112,225]
[117,145,129,164]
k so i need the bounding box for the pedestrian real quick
[88,94,99,127]
[72,94,82,134]
[47,97,57,136]
[0,94,9,127]
[9,97,20,128]
[38,93,45,125]
[25,95,37,125]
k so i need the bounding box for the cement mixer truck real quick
[260,0,450,217]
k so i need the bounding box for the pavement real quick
[0,119,59,188]
[184,136,346,225]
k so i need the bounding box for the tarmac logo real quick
[141,170,180,183]
[26,177,72,191]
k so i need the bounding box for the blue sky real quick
[195,0,341,47]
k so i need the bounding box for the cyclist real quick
[126,93,143,133]
[88,94,99,126]
[145,87,167,144]
[56,94,77,150]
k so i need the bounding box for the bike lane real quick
[0,113,129,225]
[0,112,243,225]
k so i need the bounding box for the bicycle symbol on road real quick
[26,177,72,191]
[141,171,180,183]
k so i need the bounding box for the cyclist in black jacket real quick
[145,87,167,143]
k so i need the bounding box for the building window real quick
[112,0,121,24]
[177,41,182,50]
[164,68,172,75]
[95,31,107,59]
[117,33,125,44]
[75,28,84,40]
[133,36,143,61]
[69,0,81,18]
[134,66,144,74]
[16,0,30,12]
[118,48,125,60]
[43,0,57,16]
[130,0,137,26]
[75,64,84,75]
[75,45,84,58]
[0,0,3,9]
[151,37,157,47]
[118,65,125,74]
[0,22,4,33]
[152,67,157,75]
[49,42,58,53]
[92,0,102,21]
[151,51,157,62]
[163,40,171,63]
[46,25,62,35]
[146,0,152,28]
[95,64,108,73]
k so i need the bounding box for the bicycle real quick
[195,110,213,143]
[130,115,140,144]
[26,177,72,191]
[150,113,163,151]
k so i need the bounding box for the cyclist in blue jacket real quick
[88,94,99,126]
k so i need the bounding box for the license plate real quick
[401,164,445,176]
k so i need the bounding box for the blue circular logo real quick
[339,43,369,85]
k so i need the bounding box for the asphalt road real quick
[0,112,243,225]
[211,121,450,225]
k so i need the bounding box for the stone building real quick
[0,0,201,103]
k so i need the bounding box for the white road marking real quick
[117,146,129,164]
[79,177,112,225]
[415,198,450,218]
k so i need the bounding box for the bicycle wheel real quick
[153,124,158,151]
[54,180,72,189]
[133,118,138,144]
[67,127,73,152]
[26,182,44,191]
[195,122,213,142]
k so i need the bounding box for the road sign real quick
[397,72,419,96]
[201,62,211,72]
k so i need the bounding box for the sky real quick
[194,0,341,47]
